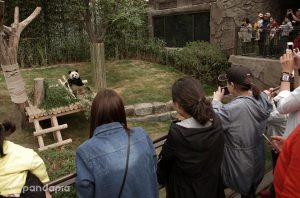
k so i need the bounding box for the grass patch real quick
[0,60,216,198]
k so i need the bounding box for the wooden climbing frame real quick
[25,103,81,152]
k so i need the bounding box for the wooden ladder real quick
[26,103,81,152]
[33,116,72,152]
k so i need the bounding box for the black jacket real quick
[157,115,225,198]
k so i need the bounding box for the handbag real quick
[117,132,131,198]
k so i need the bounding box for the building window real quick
[153,12,210,47]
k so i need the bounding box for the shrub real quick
[170,41,230,82]
[116,39,229,84]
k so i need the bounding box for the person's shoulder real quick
[131,126,145,132]
[76,138,93,154]
[7,141,33,152]
[5,141,37,159]
[131,127,148,137]
[168,122,184,137]
[224,97,243,108]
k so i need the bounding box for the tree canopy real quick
[2,0,148,66]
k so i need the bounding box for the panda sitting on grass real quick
[67,70,85,96]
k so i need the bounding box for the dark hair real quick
[0,120,16,157]
[89,89,128,138]
[172,77,214,125]
[230,77,260,100]
[245,18,250,24]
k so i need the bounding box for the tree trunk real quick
[90,42,106,91]
[0,2,41,128]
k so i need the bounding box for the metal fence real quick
[235,27,300,58]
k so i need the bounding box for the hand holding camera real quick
[221,86,230,96]
[280,49,296,73]
[287,42,294,50]
[213,86,225,102]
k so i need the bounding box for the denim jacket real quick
[76,122,158,198]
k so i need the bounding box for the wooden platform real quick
[25,102,82,152]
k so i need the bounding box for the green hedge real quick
[116,39,230,83]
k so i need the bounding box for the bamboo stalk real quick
[34,124,68,136]
[38,139,72,152]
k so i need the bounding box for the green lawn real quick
[1,60,184,197]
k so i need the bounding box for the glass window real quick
[153,12,210,47]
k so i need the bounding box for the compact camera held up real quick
[287,9,293,16]
[287,42,294,50]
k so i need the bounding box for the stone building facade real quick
[148,0,290,54]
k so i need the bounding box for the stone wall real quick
[149,0,282,54]
[125,101,177,122]
[210,0,281,54]
[229,55,281,90]
[125,97,214,122]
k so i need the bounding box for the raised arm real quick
[275,50,300,114]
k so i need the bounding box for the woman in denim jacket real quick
[76,89,158,198]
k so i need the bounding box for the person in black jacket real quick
[157,77,225,198]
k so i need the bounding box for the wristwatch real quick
[280,73,291,82]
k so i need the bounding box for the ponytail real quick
[193,97,214,125]
[0,121,16,157]
[250,83,260,100]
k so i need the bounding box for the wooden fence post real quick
[33,78,45,107]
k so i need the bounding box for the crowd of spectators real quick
[239,9,300,57]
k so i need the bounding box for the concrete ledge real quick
[127,111,177,122]
[126,101,174,117]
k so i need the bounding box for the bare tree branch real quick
[19,7,42,33]
[14,6,19,24]
[3,25,11,34]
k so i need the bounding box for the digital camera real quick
[287,42,294,50]
[221,86,230,96]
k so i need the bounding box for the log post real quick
[90,42,106,91]
[33,78,45,107]
[0,1,3,32]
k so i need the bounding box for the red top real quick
[274,124,300,198]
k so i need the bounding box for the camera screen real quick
[287,42,294,50]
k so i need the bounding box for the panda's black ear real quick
[68,71,71,74]
[76,70,78,72]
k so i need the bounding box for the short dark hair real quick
[89,89,128,138]
[0,120,16,157]
[172,77,215,125]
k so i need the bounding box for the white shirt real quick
[274,86,300,137]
